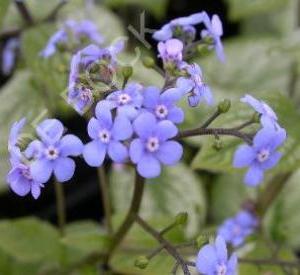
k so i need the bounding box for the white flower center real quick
[155,104,168,119]
[80,87,93,102]
[99,129,111,144]
[118,93,131,105]
[45,146,59,160]
[146,137,160,152]
[216,263,227,275]
[257,149,270,163]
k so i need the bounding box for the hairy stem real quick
[97,166,113,235]
[200,110,222,129]
[176,127,252,144]
[136,215,191,275]
[54,181,66,236]
[104,171,145,265]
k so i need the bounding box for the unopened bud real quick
[218,99,231,113]
[135,256,149,269]
[175,212,188,226]
[213,138,223,151]
[122,66,133,79]
[142,57,155,68]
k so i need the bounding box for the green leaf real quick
[263,169,300,248]
[3,0,62,29]
[239,239,297,274]
[210,173,256,223]
[225,0,289,21]
[0,217,61,266]
[104,0,169,19]
[0,0,9,29]
[0,71,47,194]
[63,221,111,255]
[110,163,206,237]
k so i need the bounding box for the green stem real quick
[97,166,113,235]
[54,181,66,236]
[104,170,145,265]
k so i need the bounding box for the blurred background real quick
[1,0,300,274]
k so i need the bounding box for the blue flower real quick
[142,86,184,124]
[158,39,183,67]
[196,236,238,275]
[8,117,26,151]
[102,82,143,120]
[153,12,205,42]
[83,104,133,166]
[2,38,19,75]
[241,94,279,129]
[202,13,225,62]
[218,210,258,247]
[7,149,44,199]
[129,112,183,178]
[233,125,286,186]
[29,119,83,183]
[177,63,213,107]
[40,20,104,58]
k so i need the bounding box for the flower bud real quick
[175,212,188,226]
[135,256,149,269]
[213,138,223,151]
[122,65,133,79]
[142,57,155,68]
[218,99,231,113]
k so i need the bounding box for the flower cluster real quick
[218,210,258,247]
[7,118,83,199]
[153,11,225,62]
[233,94,286,186]
[6,9,290,274]
[40,19,104,58]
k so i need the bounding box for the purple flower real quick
[218,210,258,247]
[202,13,225,62]
[196,236,237,275]
[83,104,133,166]
[196,236,238,275]
[241,94,279,129]
[8,117,26,151]
[177,63,213,107]
[102,82,143,120]
[142,86,184,124]
[2,38,19,75]
[40,20,104,58]
[7,149,44,199]
[40,29,67,58]
[129,112,183,178]
[233,126,286,186]
[158,39,183,67]
[153,12,205,41]
[29,119,83,183]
